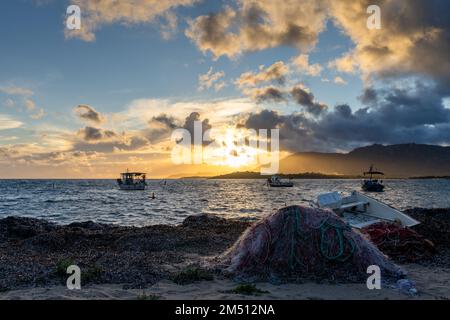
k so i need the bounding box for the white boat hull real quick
[317,191,420,229]
[352,192,420,227]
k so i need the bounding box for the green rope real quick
[319,222,356,262]
[268,206,357,272]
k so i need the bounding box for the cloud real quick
[328,52,358,74]
[0,114,23,130]
[30,108,45,120]
[24,99,36,111]
[198,67,226,92]
[78,126,117,141]
[328,0,450,87]
[186,0,328,59]
[74,127,149,153]
[290,85,328,115]
[333,76,347,85]
[250,86,287,103]
[66,0,198,41]
[242,80,450,152]
[291,54,322,76]
[120,97,257,129]
[185,6,241,59]
[146,113,179,143]
[181,111,212,145]
[359,88,378,105]
[159,11,179,40]
[74,104,105,124]
[242,109,318,152]
[150,114,178,130]
[3,99,15,108]
[236,61,289,88]
[0,86,34,96]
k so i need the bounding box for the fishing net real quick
[217,205,405,283]
[362,222,435,263]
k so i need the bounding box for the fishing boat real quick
[117,171,147,190]
[267,175,294,187]
[316,191,420,229]
[362,165,385,192]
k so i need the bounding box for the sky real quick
[0,0,449,178]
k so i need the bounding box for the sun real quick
[203,127,260,169]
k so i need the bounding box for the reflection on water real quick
[0,179,449,226]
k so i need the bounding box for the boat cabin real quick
[117,171,147,190]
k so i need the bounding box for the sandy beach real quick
[1,263,449,300]
[0,208,449,300]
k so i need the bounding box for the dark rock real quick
[405,208,450,248]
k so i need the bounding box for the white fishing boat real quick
[267,175,294,188]
[316,191,420,229]
[117,171,147,190]
[362,165,385,192]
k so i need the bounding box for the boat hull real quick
[352,191,420,227]
[118,184,146,190]
[362,181,384,192]
[269,183,294,187]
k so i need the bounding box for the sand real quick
[1,264,449,300]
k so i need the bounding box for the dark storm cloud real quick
[290,85,327,115]
[242,81,450,152]
[243,109,322,151]
[359,88,378,105]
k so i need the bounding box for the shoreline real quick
[0,208,449,300]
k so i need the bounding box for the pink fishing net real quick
[217,205,405,283]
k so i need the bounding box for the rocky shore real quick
[0,214,250,291]
[0,208,449,293]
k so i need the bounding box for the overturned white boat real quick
[316,191,420,229]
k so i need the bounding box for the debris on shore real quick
[362,222,435,263]
[0,215,249,291]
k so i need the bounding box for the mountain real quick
[210,171,356,179]
[278,144,450,178]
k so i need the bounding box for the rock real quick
[0,217,56,242]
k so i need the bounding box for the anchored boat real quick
[362,165,385,192]
[316,191,420,229]
[267,175,294,187]
[117,171,147,190]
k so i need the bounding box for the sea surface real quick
[0,179,449,226]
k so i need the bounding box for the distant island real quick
[209,171,360,179]
[409,176,450,180]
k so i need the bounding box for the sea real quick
[0,179,449,226]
